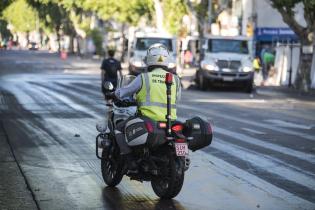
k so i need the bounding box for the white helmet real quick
[144,43,171,68]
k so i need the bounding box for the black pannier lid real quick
[184,117,213,151]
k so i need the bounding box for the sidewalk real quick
[0,122,37,210]
[255,86,315,99]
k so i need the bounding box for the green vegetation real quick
[163,0,188,35]
[2,0,38,33]
[89,28,103,55]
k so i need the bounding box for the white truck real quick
[128,32,177,75]
[196,35,254,92]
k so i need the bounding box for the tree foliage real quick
[270,0,315,91]
[0,0,13,16]
[270,0,315,44]
[2,0,38,33]
[163,0,188,34]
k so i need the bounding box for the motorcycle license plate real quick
[175,143,189,156]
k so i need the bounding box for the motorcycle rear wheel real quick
[101,142,124,187]
[151,148,185,199]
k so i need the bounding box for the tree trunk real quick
[56,26,61,52]
[68,34,74,54]
[76,36,81,57]
[120,23,126,62]
[294,46,313,92]
[26,31,30,44]
[311,31,315,89]
[153,0,164,32]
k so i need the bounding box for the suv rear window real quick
[136,38,173,51]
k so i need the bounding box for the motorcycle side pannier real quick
[184,117,213,151]
[124,117,167,147]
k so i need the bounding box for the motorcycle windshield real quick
[118,75,136,88]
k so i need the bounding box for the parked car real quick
[28,42,39,50]
[195,36,254,92]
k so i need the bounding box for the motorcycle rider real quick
[107,43,181,171]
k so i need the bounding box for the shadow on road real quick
[102,186,187,210]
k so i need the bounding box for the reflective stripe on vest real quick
[136,69,178,121]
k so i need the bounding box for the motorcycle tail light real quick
[145,121,154,133]
[175,139,185,143]
[158,122,167,128]
[172,124,183,132]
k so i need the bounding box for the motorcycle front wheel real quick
[151,147,185,199]
[101,140,124,187]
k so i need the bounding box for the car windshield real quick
[208,39,249,54]
[136,38,173,51]
[118,75,136,88]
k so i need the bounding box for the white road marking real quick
[31,84,101,119]
[215,126,315,164]
[213,139,315,190]
[179,104,315,141]
[241,127,266,135]
[194,150,315,209]
[265,119,314,130]
[177,117,315,164]
[189,99,266,103]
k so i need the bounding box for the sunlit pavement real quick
[1,50,315,210]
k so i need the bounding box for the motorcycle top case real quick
[184,117,213,151]
[124,117,166,147]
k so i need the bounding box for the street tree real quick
[27,0,76,52]
[270,0,315,91]
[184,0,229,62]
[74,0,154,57]
[2,0,38,42]
[163,0,188,35]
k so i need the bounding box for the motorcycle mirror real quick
[96,122,107,133]
[103,81,114,91]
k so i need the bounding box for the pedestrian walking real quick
[101,48,122,99]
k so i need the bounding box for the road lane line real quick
[177,117,315,164]
[265,119,314,130]
[30,83,100,119]
[195,150,315,208]
[189,99,266,103]
[179,104,315,141]
[241,127,266,135]
[212,138,315,190]
[215,126,315,164]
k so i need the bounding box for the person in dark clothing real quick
[101,49,122,98]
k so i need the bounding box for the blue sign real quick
[255,27,298,42]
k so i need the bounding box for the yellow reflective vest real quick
[136,68,179,122]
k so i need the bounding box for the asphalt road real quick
[0,50,315,210]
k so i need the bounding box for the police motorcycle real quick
[96,74,213,199]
